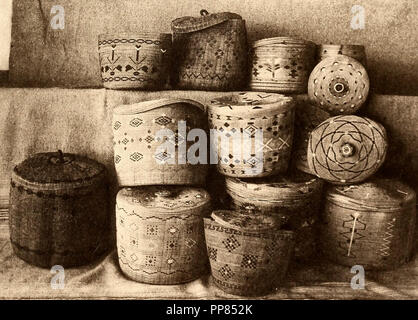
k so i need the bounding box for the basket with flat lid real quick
[321,178,416,270]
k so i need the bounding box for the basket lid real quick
[327,178,416,210]
[117,186,210,214]
[172,10,242,33]
[211,210,278,232]
[113,98,205,115]
[253,37,315,49]
[12,151,105,184]
[208,92,294,117]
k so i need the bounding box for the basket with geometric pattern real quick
[317,44,367,67]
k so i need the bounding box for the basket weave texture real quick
[318,44,367,67]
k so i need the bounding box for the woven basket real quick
[204,210,294,296]
[321,178,416,270]
[208,92,295,178]
[318,44,367,67]
[9,151,109,268]
[98,32,172,89]
[308,115,388,185]
[116,186,211,284]
[113,98,208,186]
[250,37,316,93]
[225,171,323,260]
[171,10,248,91]
[308,55,369,115]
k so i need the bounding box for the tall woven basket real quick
[225,171,323,260]
[116,186,211,284]
[208,92,295,178]
[250,37,316,93]
[98,33,172,89]
[9,151,110,268]
[317,44,367,67]
[321,179,416,270]
[204,210,294,296]
[113,98,208,186]
[171,10,248,90]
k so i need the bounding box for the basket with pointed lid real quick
[171,10,248,91]
[250,37,316,93]
[116,186,211,284]
[321,178,416,270]
[318,44,367,67]
[204,210,294,296]
[208,92,295,178]
[112,98,208,186]
[9,151,110,268]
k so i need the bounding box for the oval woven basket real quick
[112,98,208,186]
[318,44,367,67]
[308,115,388,185]
[116,186,211,284]
[321,178,416,270]
[171,10,248,91]
[208,92,295,178]
[98,32,172,90]
[250,37,316,93]
[204,210,294,296]
[9,151,110,268]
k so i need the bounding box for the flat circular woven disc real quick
[308,55,369,115]
[308,115,388,185]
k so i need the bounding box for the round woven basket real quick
[98,32,172,90]
[116,186,211,284]
[321,178,416,270]
[250,37,316,93]
[208,92,295,178]
[204,210,294,296]
[9,151,110,268]
[317,44,367,67]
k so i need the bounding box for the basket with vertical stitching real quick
[321,178,416,270]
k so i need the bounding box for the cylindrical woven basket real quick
[308,115,388,185]
[204,210,294,296]
[113,98,208,186]
[225,171,323,260]
[116,186,211,284]
[250,37,316,93]
[321,178,416,270]
[208,92,295,178]
[9,151,109,268]
[317,44,367,67]
[171,10,248,91]
[98,32,172,89]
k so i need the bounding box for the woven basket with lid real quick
[317,44,367,67]
[171,10,248,91]
[204,210,294,296]
[98,32,172,90]
[208,92,295,178]
[226,171,323,260]
[250,37,316,93]
[113,98,208,186]
[9,151,109,268]
[116,186,211,284]
[321,178,416,270]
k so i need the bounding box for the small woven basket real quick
[321,179,416,270]
[208,92,295,178]
[171,10,248,91]
[318,44,367,67]
[98,32,172,89]
[113,98,208,186]
[116,186,211,284]
[9,151,109,268]
[308,115,388,185]
[250,37,316,93]
[204,210,294,296]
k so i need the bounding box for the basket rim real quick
[113,98,206,115]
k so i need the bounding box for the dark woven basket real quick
[9,151,110,268]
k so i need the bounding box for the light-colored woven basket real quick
[321,179,416,270]
[250,37,316,93]
[171,10,248,91]
[112,98,208,186]
[98,32,172,89]
[116,186,211,284]
[318,44,367,67]
[204,210,294,296]
[208,92,295,178]
[308,115,388,185]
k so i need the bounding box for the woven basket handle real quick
[113,98,206,115]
